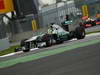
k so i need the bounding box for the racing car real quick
[82,19,96,28]
[15,24,86,52]
[96,18,100,25]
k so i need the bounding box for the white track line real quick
[30,48,39,51]
[0,53,16,58]
[0,48,39,58]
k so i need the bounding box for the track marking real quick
[0,48,39,58]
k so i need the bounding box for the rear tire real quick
[42,34,52,47]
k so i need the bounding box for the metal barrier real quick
[0,38,10,51]
[38,2,79,28]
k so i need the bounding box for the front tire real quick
[20,39,30,52]
[20,39,27,47]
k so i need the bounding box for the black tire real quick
[24,42,30,52]
[75,26,86,39]
[15,48,19,52]
[42,34,52,47]
[20,39,27,47]
[23,49,30,52]
[20,39,30,52]
[52,34,63,44]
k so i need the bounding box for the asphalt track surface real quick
[0,42,100,75]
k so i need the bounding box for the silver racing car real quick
[15,24,85,52]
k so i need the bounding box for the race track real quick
[0,42,100,75]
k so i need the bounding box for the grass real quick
[86,31,100,34]
[0,45,19,56]
[0,31,100,56]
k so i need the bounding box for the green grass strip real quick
[0,37,100,69]
[86,31,100,34]
[0,45,19,56]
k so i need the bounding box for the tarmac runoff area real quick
[0,33,100,68]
